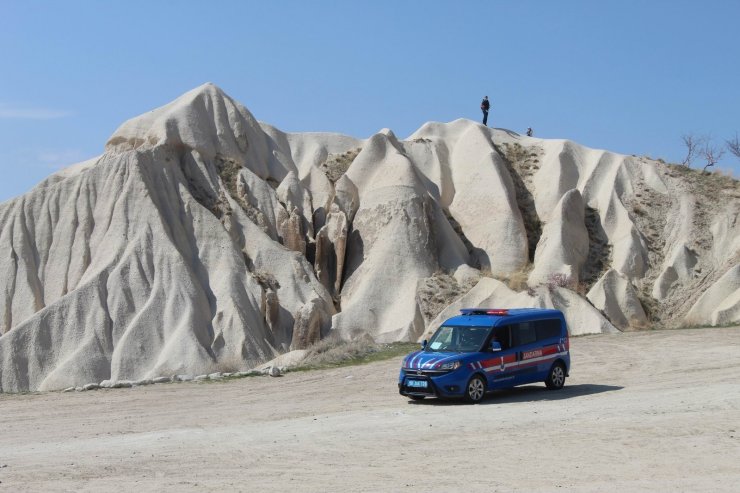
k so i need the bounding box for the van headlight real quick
[439,361,461,370]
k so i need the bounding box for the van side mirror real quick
[421,339,428,350]
[490,341,502,352]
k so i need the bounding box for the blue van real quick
[398,308,570,403]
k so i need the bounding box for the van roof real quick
[443,308,565,328]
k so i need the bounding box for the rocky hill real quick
[0,83,738,392]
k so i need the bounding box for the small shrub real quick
[546,272,569,291]
[571,281,589,296]
[505,269,530,291]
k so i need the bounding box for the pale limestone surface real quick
[425,278,617,338]
[587,269,648,330]
[534,142,650,280]
[529,189,589,285]
[409,120,529,275]
[331,131,437,342]
[0,83,737,391]
[684,265,740,326]
[652,244,698,300]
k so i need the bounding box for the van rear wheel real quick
[545,362,566,390]
[465,375,486,403]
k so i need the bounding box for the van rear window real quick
[512,322,537,346]
[509,319,562,347]
[536,319,562,340]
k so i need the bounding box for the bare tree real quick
[681,134,705,167]
[727,133,740,160]
[701,142,725,173]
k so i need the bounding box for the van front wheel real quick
[545,362,566,390]
[465,375,486,403]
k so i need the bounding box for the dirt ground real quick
[1,327,739,492]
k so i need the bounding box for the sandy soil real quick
[1,327,739,492]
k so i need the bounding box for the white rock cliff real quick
[0,83,737,391]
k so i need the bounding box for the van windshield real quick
[426,326,491,353]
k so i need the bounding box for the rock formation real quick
[587,269,648,330]
[529,189,590,285]
[0,83,738,391]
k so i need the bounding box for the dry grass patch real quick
[479,264,533,293]
[666,162,739,197]
[498,142,542,261]
[291,338,418,371]
[215,155,243,198]
[252,269,280,291]
[504,268,531,292]
[416,272,476,324]
[320,148,362,183]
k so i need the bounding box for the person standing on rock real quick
[481,96,490,126]
[526,127,533,137]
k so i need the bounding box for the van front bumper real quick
[398,369,466,398]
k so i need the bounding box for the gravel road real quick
[1,327,739,492]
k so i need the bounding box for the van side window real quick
[493,326,511,350]
[536,319,562,341]
[511,322,537,347]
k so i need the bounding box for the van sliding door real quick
[510,322,541,384]
[481,326,518,388]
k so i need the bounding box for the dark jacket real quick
[481,99,490,111]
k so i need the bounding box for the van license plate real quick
[407,380,427,388]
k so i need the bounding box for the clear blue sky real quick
[1,0,739,202]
